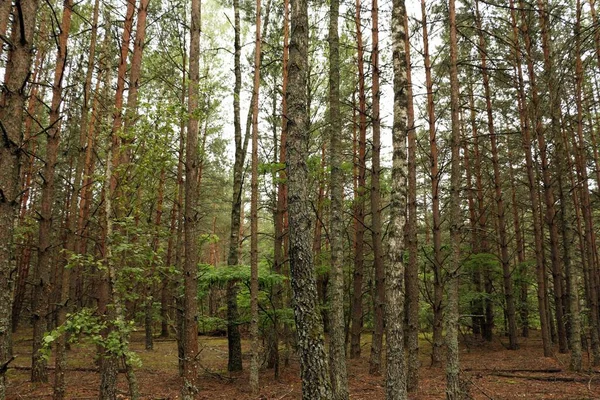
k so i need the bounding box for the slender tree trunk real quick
[249,0,262,391]
[32,0,73,381]
[181,0,201,395]
[421,0,443,364]
[11,41,44,333]
[386,0,409,397]
[507,138,528,338]
[287,0,332,394]
[557,119,582,371]
[512,0,552,357]
[270,0,289,377]
[467,80,492,341]
[99,3,136,398]
[122,0,149,166]
[0,0,40,396]
[349,0,367,360]
[534,0,567,353]
[474,0,518,350]
[446,0,461,397]
[328,0,348,395]
[403,7,419,393]
[368,0,384,376]
[574,0,600,367]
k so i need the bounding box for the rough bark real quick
[287,0,332,394]
[386,0,408,397]
[32,0,73,382]
[535,0,567,353]
[327,0,348,395]
[270,0,289,377]
[446,0,462,398]
[474,0,518,350]
[225,0,244,372]
[182,0,201,395]
[0,0,40,396]
[349,0,367,360]
[403,7,419,392]
[573,0,600,367]
[52,0,79,395]
[512,0,552,357]
[99,3,136,397]
[249,0,261,391]
[421,0,443,364]
[368,0,384,376]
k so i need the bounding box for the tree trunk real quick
[446,0,462,397]
[573,0,600,367]
[0,0,40,396]
[474,0,518,350]
[328,0,348,395]
[349,0,367,360]
[403,6,419,393]
[32,0,73,381]
[534,0,567,354]
[287,0,332,394]
[386,0,409,397]
[368,0,384,376]
[249,0,262,391]
[182,0,201,395]
[270,0,289,377]
[421,0,443,365]
[99,3,136,398]
[512,0,552,357]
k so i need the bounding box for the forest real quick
[1,0,600,398]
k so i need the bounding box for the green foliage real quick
[40,309,140,367]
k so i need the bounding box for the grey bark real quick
[0,0,40,397]
[328,0,348,395]
[181,0,201,395]
[446,0,462,398]
[286,0,332,395]
[386,0,408,397]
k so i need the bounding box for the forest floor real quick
[5,327,600,399]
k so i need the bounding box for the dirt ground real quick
[5,328,600,399]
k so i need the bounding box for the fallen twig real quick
[491,372,595,383]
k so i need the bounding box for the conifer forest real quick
[2,0,600,398]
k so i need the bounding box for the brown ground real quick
[5,329,600,399]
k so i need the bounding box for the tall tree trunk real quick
[462,112,484,338]
[145,168,166,350]
[122,0,149,165]
[557,117,582,371]
[11,40,45,333]
[534,0,567,353]
[403,7,419,393]
[446,0,461,397]
[287,0,332,394]
[474,0,518,350]
[270,0,289,377]
[368,0,384,376]
[249,0,262,391]
[507,138,528,337]
[386,0,409,397]
[181,0,201,395]
[512,0,552,357]
[328,0,348,395]
[32,0,73,381]
[421,0,443,364]
[0,0,40,396]
[99,3,136,397]
[349,0,367,360]
[574,0,600,367]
